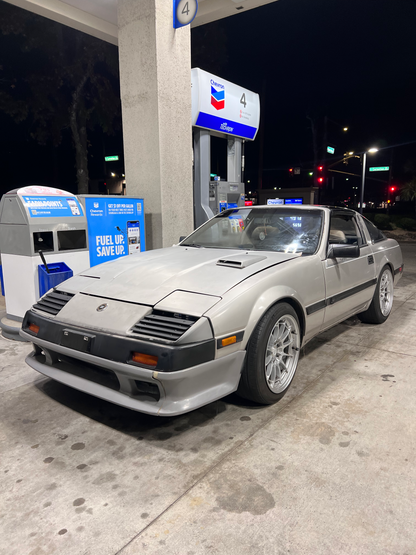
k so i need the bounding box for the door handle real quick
[367,255,374,265]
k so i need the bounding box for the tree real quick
[401,179,416,218]
[0,3,121,193]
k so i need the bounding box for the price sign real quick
[173,0,198,29]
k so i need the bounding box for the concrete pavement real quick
[0,243,415,555]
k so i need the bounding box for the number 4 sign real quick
[173,0,198,29]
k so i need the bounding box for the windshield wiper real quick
[181,243,202,248]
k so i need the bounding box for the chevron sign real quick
[211,83,225,111]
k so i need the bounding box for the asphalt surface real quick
[0,243,415,555]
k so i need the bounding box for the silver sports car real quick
[20,205,403,416]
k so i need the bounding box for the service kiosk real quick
[0,186,90,321]
[78,195,145,267]
[192,68,260,226]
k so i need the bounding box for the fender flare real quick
[241,286,306,350]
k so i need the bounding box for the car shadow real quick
[35,378,254,442]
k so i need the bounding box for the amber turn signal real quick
[28,323,40,335]
[221,335,237,347]
[132,352,158,367]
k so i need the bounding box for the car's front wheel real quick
[358,265,394,324]
[237,303,301,405]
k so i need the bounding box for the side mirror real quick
[328,244,360,259]
[179,236,187,242]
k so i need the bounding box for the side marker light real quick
[222,336,237,347]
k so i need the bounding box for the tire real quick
[358,265,394,324]
[237,303,301,405]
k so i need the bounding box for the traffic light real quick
[317,165,324,185]
[390,186,396,193]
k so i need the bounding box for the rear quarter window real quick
[363,218,386,244]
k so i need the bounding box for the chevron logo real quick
[211,84,225,110]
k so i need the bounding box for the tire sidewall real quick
[373,265,394,323]
[246,303,300,404]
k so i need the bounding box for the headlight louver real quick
[130,310,198,342]
[33,290,75,316]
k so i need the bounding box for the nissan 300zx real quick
[20,205,403,416]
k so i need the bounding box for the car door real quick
[322,210,377,329]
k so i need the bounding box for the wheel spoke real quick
[262,312,301,394]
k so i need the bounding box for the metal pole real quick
[194,129,214,228]
[360,152,367,214]
[227,137,242,183]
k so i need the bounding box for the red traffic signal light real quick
[390,186,396,192]
[318,166,323,172]
[318,177,324,184]
[289,168,293,173]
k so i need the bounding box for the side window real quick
[363,218,386,244]
[329,215,365,246]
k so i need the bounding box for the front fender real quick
[205,255,325,359]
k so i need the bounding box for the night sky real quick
[1,0,416,205]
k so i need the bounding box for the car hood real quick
[59,246,300,306]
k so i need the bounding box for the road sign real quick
[327,146,335,154]
[294,167,300,175]
[369,166,389,172]
[105,155,119,162]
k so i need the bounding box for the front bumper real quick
[19,330,246,416]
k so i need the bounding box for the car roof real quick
[241,205,359,216]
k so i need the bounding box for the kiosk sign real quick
[17,187,83,218]
[83,197,145,267]
[21,196,83,218]
[191,68,260,141]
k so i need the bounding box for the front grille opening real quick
[53,353,120,391]
[130,310,198,342]
[33,290,74,316]
[134,380,160,401]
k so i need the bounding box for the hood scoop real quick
[216,254,267,269]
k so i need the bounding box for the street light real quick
[360,148,379,214]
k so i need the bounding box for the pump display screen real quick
[22,196,84,218]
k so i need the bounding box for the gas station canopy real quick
[3,0,278,44]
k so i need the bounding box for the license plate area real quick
[60,329,95,353]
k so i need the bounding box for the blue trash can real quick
[38,262,73,298]
[0,265,4,296]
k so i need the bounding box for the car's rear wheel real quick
[358,265,394,324]
[237,303,301,405]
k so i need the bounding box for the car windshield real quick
[181,208,323,255]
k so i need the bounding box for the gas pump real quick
[209,181,245,214]
[192,69,260,228]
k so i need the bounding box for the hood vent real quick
[130,310,197,342]
[33,290,75,316]
[216,254,267,269]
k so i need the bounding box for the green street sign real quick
[105,155,119,162]
[369,166,389,172]
[327,146,335,154]
[210,173,217,177]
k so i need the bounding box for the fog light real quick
[222,335,237,347]
[28,323,40,335]
[132,352,158,367]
